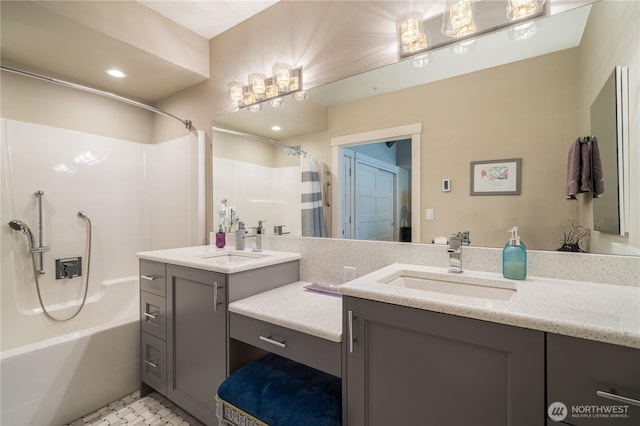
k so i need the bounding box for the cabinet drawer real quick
[141,332,166,395]
[140,291,166,340]
[139,260,165,296]
[230,312,341,377]
[547,333,640,425]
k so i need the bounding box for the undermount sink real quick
[378,270,517,301]
[196,251,270,265]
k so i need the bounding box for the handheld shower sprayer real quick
[8,219,36,251]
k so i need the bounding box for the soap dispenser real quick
[503,227,527,280]
[235,221,246,251]
[215,225,226,249]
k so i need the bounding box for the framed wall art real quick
[470,158,522,195]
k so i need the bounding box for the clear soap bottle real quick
[503,227,527,280]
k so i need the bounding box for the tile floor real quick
[66,390,205,426]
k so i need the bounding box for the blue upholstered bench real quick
[215,353,341,426]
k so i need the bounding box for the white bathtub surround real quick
[228,281,342,342]
[213,157,301,235]
[1,119,204,424]
[341,264,640,349]
[260,235,640,287]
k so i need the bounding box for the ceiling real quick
[0,1,277,103]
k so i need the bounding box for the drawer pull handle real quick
[348,310,356,354]
[143,312,159,320]
[259,335,286,348]
[597,390,640,407]
[141,275,160,281]
[213,282,218,312]
[144,359,159,369]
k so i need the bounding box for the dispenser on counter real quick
[503,227,527,280]
[235,221,246,251]
[215,225,226,249]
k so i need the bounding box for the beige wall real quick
[1,72,155,143]
[578,0,640,250]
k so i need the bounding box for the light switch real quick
[426,208,434,220]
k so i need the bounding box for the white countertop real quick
[137,245,301,274]
[228,281,343,343]
[340,263,640,349]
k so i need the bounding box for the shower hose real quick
[30,212,92,322]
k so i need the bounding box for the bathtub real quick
[1,277,140,426]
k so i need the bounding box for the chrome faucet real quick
[245,227,262,252]
[447,232,463,273]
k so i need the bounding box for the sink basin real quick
[378,270,516,301]
[196,252,269,265]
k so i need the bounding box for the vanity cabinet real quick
[140,260,167,395]
[343,296,545,426]
[139,261,226,425]
[166,264,226,425]
[546,333,640,425]
[139,256,300,426]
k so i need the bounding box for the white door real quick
[355,160,395,241]
[341,150,355,238]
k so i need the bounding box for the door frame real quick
[331,123,421,242]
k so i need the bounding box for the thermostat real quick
[442,178,451,192]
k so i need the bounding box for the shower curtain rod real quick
[1,65,193,131]
[211,126,308,156]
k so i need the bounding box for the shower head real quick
[8,219,36,250]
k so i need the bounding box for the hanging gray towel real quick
[301,155,327,237]
[565,137,605,199]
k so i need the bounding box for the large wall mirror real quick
[212,1,638,256]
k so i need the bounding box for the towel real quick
[565,137,605,199]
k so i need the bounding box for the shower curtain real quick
[301,155,327,237]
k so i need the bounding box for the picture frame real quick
[470,158,522,195]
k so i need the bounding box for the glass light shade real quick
[249,73,266,98]
[228,81,244,105]
[269,97,284,108]
[273,63,293,92]
[265,82,277,98]
[293,91,308,101]
[442,0,477,38]
[506,0,545,21]
[244,89,256,105]
[396,11,425,55]
[509,20,541,40]
[289,76,300,92]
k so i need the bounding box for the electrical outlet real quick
[343,266,357,283]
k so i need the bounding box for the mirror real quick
[212,1,638,255]
[591,66,630,236]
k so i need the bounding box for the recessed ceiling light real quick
[271,125,282,131]
[106,69,127,78]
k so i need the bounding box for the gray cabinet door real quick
[547,333,640,425]
[344,296,544,426]
[166,264,226,425]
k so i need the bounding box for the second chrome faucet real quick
[447,232,463,273]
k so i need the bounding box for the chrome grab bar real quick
[597,390,640,407]
[259,335,286,348]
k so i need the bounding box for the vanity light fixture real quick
[395,0,546,60]
[442,0,477,39]
[506,0,545,21]
[228,65,303,110]
[396,11,428,55]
